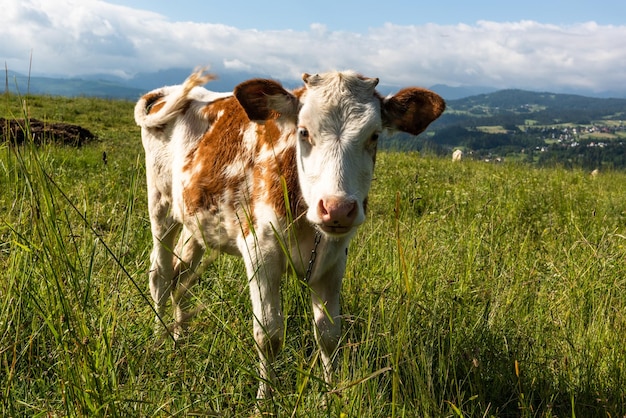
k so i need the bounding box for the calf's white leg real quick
[170,231,210,337]
[147,191,181,329]
[240,235,286,399]
[308,238,348,384]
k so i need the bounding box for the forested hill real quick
[440,89,626,126]
[450,89,626,112]
[383,89,626,169]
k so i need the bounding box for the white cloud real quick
[1,0,625,94]
[223,58,251,72]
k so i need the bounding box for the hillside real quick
[439,89,626,125]
[385,89,626,169]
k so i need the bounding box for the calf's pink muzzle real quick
[317,196,359,235]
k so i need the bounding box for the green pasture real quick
[1,94,625,417]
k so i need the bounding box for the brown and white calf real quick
[134,69,444,398]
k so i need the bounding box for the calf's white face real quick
[295,72,382,237]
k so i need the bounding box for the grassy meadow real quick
[1,93,626,417]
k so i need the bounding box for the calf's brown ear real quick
[382,88,445,135]
[234,79,298,121]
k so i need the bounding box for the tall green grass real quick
[1,94,625,416]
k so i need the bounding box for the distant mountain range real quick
[3,70,145,100]
[2,69,288,101]
[4,69,626,101]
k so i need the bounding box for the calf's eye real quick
[366,132,379,153]
[298,127,312,143]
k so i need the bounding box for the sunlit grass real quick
[1,93,625,416]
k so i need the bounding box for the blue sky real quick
[2,0,626,95]
[106,0,625,30]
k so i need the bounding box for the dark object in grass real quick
[1,117,96,146]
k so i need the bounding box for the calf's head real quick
[235,71,445,237]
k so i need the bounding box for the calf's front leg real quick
[240,237,285,400]
[308,238,348,386]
